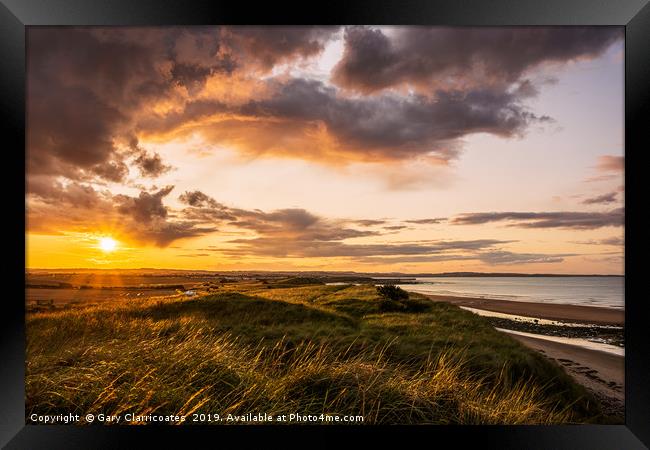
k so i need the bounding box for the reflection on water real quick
[496,328,624,356]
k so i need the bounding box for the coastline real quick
[422,294,624,326]
[504,331,624,420]
[421,293,624,420]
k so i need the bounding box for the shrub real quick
[379,299,407,312]
[376,284,409,302]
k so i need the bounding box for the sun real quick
[98,237,118,253]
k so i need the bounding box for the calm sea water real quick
[397,277,624,309]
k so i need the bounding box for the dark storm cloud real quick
[27,28,203,183]
[27,27,338,185]
[223,26,340,70]
[27,80,130,182]
[451,208,624,229]
[154,77,548,162]
[28,26,611,182]
[255,77,551,152]
[582,192,618,205]
[333,26,622,93]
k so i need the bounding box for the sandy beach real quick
[504,331,624,419]
[423,294,624,419]
[423,294,624,326]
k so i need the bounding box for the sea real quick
[395,276,624,310]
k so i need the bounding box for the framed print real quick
[1,0,649,448]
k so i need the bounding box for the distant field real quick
[27,273,224,289]
[26,272,239,309]
[26,288,181,305]
[25,279,613,425]
[25,273,357,309]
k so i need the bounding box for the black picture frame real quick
[2,1,648,448]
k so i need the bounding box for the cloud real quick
[26,27,624,265]
[222,26,340,71]
[582,191,618,205]
[352,219,388,227]
[111,186,219,246]
[28,184,577,266]
[115,186,175,223]
[28,183,217,247]
[574,236,624,246]
[178,190,223,208]
[222,238,509,259]
[133,151,173,178]
[595,155,624,172]
[332,26,622,94]
[227,208,378,243]
[177,190,237,222]
[28,28,183,183]
[585,155,625,183]
[353,254,477,264]
[175,191,522,260]
[477,251,575,265]
[29,26,605,189]
[145,77,550,164]
[27,178,117,235]
[179,190,381,244]
[26,27,339,185]
[130,222,218,247]
[600,236,624,246]
[353,250,573,265]
[451,208,624,229]
[405,218,447,225]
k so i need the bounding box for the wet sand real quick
[424,294,624,326]
[504,331,624,419]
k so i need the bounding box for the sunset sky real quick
[26,26,624,274]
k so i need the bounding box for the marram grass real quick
[26,283,603,424]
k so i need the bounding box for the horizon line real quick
[25,268,624,277]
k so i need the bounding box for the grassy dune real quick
[26,281,606,424]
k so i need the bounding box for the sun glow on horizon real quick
[98,237,118,253]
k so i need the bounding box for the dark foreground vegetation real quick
[26,279,612,424]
